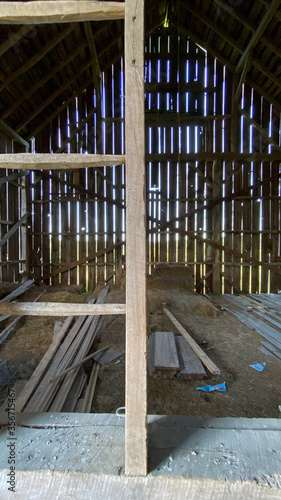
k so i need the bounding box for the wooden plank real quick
[235,0,280,73]
[0,213,29,249]
[34,241,124,283]
[0,154,125,170]
[24,312,95,412]
[49,289,109,412]
[50,346,109,383]
[0,289,46,345]
[61,370,87,412]
[0,119,29,148]
[261,341,281,361]
[0,302,126,317]
[154,332,180,371]
[0,170,29,186]
[0,279,34,303]
[175,336,207,380]
[148,153,281,162]
[81,363,100,413]
[162,305,220,375]
[15,316,74,412]
[125,0,147,476]
[0,2,125,24]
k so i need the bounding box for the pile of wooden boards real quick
[214,293,281,364]
[148,331,207,380]
[16,286,110,412]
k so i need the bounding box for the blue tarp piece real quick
[196,382,226,392]
[250,362,266,372]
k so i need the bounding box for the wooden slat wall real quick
[10,28,279,293]
[0,132,23,282]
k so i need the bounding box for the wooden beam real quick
[0,153,125,170]
[55,108,96,154]
[239,107,281,152]
[162,305,220,375]
[179,4,281,110]
[0,170,29,186]
[235,50,253,101]
[84,21,102,99]
[34,241,124,283]
[0,24,74,93]
[174,228,281,277]
[15,316,74,412]
[214,0,281,59]
[0,302,126,316]
[0,2,125,24]
[0,40,89,121]
[38,170,123,209]
[0,213,29,249]
[0,25,34,57]
[235,0,281,73]
[147,153,281,162]
[27,75,94,141]
[0,119,29,149]
[125,0,147,476]
[50,346,109,383]
[212,161,221,294]
[151,170,281,250]
[16,59,92,132]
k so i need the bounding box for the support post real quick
[125,0,147,476]
[212,160,221,294]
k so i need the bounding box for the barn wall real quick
[27,28,281,293]
[0,133,27,282]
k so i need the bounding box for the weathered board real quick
[175,336,207,380]
[154,332,180,371]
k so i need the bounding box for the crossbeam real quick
[0,302,126,316]
[0,154,125,170]
[0,2,125,24]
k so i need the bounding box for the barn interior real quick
[0,0,281,497]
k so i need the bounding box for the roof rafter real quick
[0,24,75,93]
[179,1,281,104]
[84,21,102,99]
[236,0,281,73]
[0,25,34,58]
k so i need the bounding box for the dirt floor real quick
[0,280,281,418]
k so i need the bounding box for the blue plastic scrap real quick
[250,362,266,372]
[196,382,226,392]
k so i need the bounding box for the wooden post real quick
[212,160,221,294]
[125,0,147,476]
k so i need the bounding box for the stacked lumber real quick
[16,286,109,412]
[147,331,207,380]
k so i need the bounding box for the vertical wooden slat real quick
[178,33,187,266]
[242,84,252,293]
[270,105,280,292]
[223,71,233,294]
[251,90,262,293]
[205,54,214,293]
[113,64,123,285]
[261,99,271,292]
[125,0,147,476]
[60,108,70,286]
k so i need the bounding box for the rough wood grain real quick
[125,0,147,476]
[175,336,207,379]
[15,316,74,412]
[162,306,220,375]
[0,153,125,170]
[0,2,125,24]
[0,302,126,316]
[154,332,180,371]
